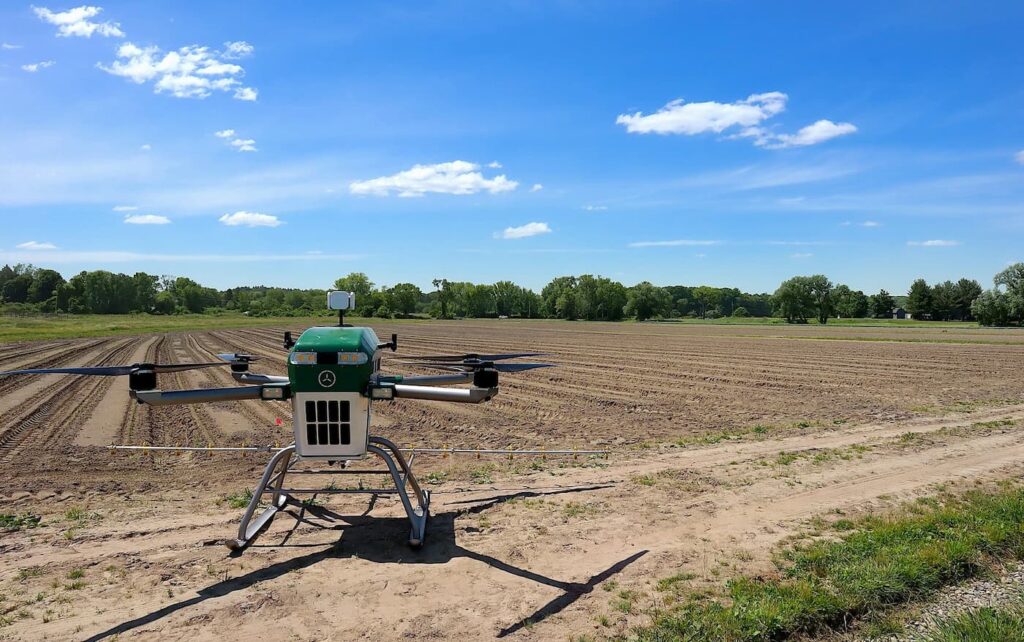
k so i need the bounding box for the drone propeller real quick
[0,361,235,378]
[410,362,554,373]
[398,352,546,362]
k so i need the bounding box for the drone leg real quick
[368,436,430,549]
[226,445,296,551]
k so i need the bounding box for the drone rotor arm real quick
[396,372,474,387]
[232,372,290,385]
[132,385,267,406]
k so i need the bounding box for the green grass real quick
[636,485,1024,641]
[222,488,254,509]
[0,513,41,530]
[925,605,1024,641]
[0,313,339,342]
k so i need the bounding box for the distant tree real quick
[691,286,720,320]
[905,279,933,319]
[806,275,834,324]
[432,278,453,318]
[953,278,983,321]
[130,272,158,312]
[491,280,519,317]
[732,306,750,317]
[833,284,868,318]
[972,290,1012,326]
[153,290,176,315]
[870,289,896,318]
[25,269,64,304]
[388,283,421,317]
[573,275,627,321]
[0,265,16,293]
[541,276,578,319]
[994,262,1024,322]
[773,276,815,323]
[930,280,957,321]
[2,274,33,303]
[625,282,670,321]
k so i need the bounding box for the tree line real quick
[0,263,1021,326]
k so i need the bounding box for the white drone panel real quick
[327,291,356,311]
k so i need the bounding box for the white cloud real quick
[233,87,257,101]
[761,119,857,149]
[530,183,543,192]
[33,5,124,38]
[112,205,137,211]
[617,92,787,135]
[617,92,855,148]
[16,240,57,250]
[628,239,720,248]
[790,252,814,259]
[349,160,518,197]
[1016,150,1024,165]
[222,41,254,60]
[907,239,960,247]
[487,161,502,169]
[498,222,551,240]
[1,43,22,50]
[21,60,55,72]
[582,204,607,211]
[215,130,256,152]
[861,220,881,227]
[139,143,151,151]
[230,138,257,152]
[124,214,170,225]
[219,211,281,228]
[99,42,257,100]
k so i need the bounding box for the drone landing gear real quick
[226,436,430,552]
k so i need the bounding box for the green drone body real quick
[287,326,382,394]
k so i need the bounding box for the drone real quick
[0,291,556,550]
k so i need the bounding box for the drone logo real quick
[317,370,336,388]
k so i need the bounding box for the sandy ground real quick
[1,320,1023,641]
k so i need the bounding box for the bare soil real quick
[1,320,1022,641]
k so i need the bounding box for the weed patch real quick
[637,486,1024,641]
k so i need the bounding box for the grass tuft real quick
[924,605,1024,641]
[222,488,254,509]
[0,513,41,530]
[637,486,1024,641]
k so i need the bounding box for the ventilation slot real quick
[304,399,350,446]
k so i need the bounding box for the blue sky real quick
[1,1,1022,294]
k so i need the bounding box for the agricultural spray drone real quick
[0,291,563,550]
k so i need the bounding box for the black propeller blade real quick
[0,365,137,377]
[413,362,554,373]
[399,352,546,362]
[0,361,232,378]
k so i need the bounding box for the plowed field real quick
[1,320,1023,641]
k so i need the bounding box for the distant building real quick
[892,307,910,320]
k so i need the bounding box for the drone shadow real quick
[83,484,646,641]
